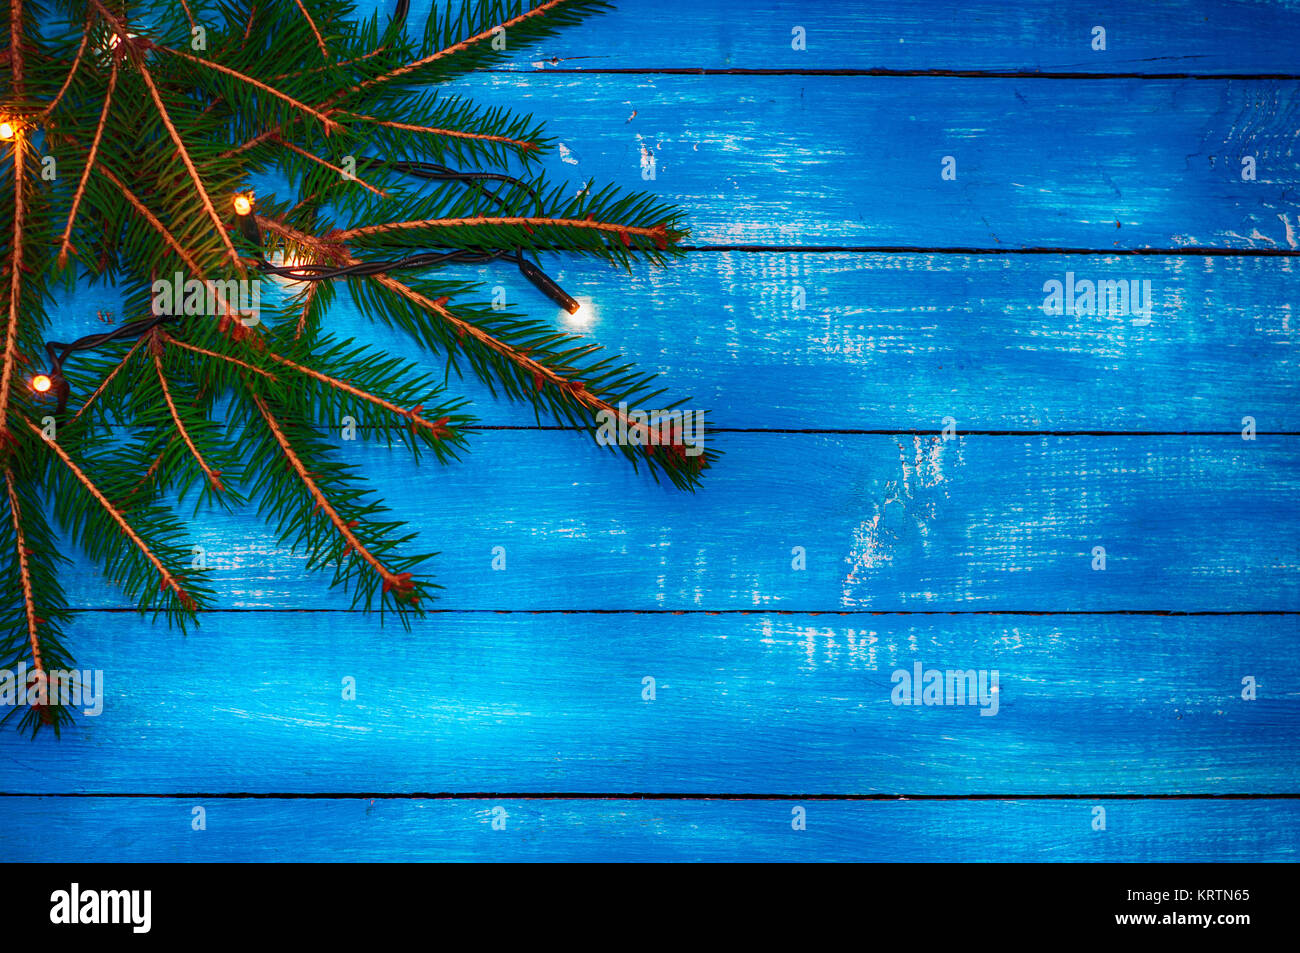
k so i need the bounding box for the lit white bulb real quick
[266,250,309,287]
[561,295,597,331]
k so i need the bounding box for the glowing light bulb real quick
[561,296,598,332]
[0,122,15,141]
[233,194,253,217]
[31,374,52,393]
[266,250,308,287]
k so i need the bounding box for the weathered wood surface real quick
[0,613,1294,794]
[2,0,1297,862]
[51,433,1300,612]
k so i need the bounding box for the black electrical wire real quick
[249,160,581,312]
[37,161,581,415]
[41,314,176,415]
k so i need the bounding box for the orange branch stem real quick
[58,55,118,268]
[294,282,319,340]
[42,10,92,117]
[339,216,669,242]
[132,63,242,269]
[249,393,408,592]
[293,0,329,58]
[25,417,195,610]
[158,331,277,380]
[273,137,386,197]
[68,334,146,425]
[264,348,449,438]
[155,44,341,134]
[4,469,43,673]
[256,214,626,425]
[152,335,223,491]
[340,114,537,151]
[349,0,567,95]
[0,134,25,428]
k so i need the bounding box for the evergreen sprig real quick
[0,0,716,735]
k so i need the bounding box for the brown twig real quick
[350,0,568,94]
[293,0,329,58]
[154,44,341,134]
[339,113,538,152]
[158,331,277,380]
[58,55,118,269]
[264,348,450,439]
[25,417,196,610]
[250,393,412,596]
[4,469,43,674]
[269,44,389,82]
[9,0,24,102]
[118,443,171,507]
[217,129,275,159]
[294,282,319,340]
[273,136,386,197]
[338,216,670,244]
[152,333,223,491]
[135,63,243,270]
[68,334,146,425]
[42,9,92,117]
[0,135,25,429]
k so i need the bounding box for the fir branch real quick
[355,0,569,93]
[0,135,24,429]
[293,0,329,59]
[249,391,416,603]
[133,61,243,270]
[68,334,146,425]
[272,135,387,197]
[4,469,43,678]
[41,9,92,118]
[294,280,320,340]
[339,112,539,153]
[57,54,118,269]
[53,136,205,274]
[154,44,342,134]
[24,417,198,612]
[337,215,671,246]
[119,443,169,507]
[263,347,453,441]
[158,331,278,380]
[151,333,224,492]
[8,0,23,103]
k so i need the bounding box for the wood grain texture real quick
[2,796,1295,862]
[0,613,1293,795]
[396,0,1300,75]
[52,433,1300,612]
[49,253,1300,431]
[4,1,1298,863]
[422,74,1300,247]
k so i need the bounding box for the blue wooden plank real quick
[387,0,1300,75]
[1,796,1294,861]
[52,433,1300,611]
[0,613,1293,794]
[8,1,1298,866]
[46,254,1300,431]
[406,74,1300,247]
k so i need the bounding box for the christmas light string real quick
[19,0,585,414]
[31,160,583,414]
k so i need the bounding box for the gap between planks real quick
[484,68,1300,80]
[61,608,1299,616]
[3,792,1298,800]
